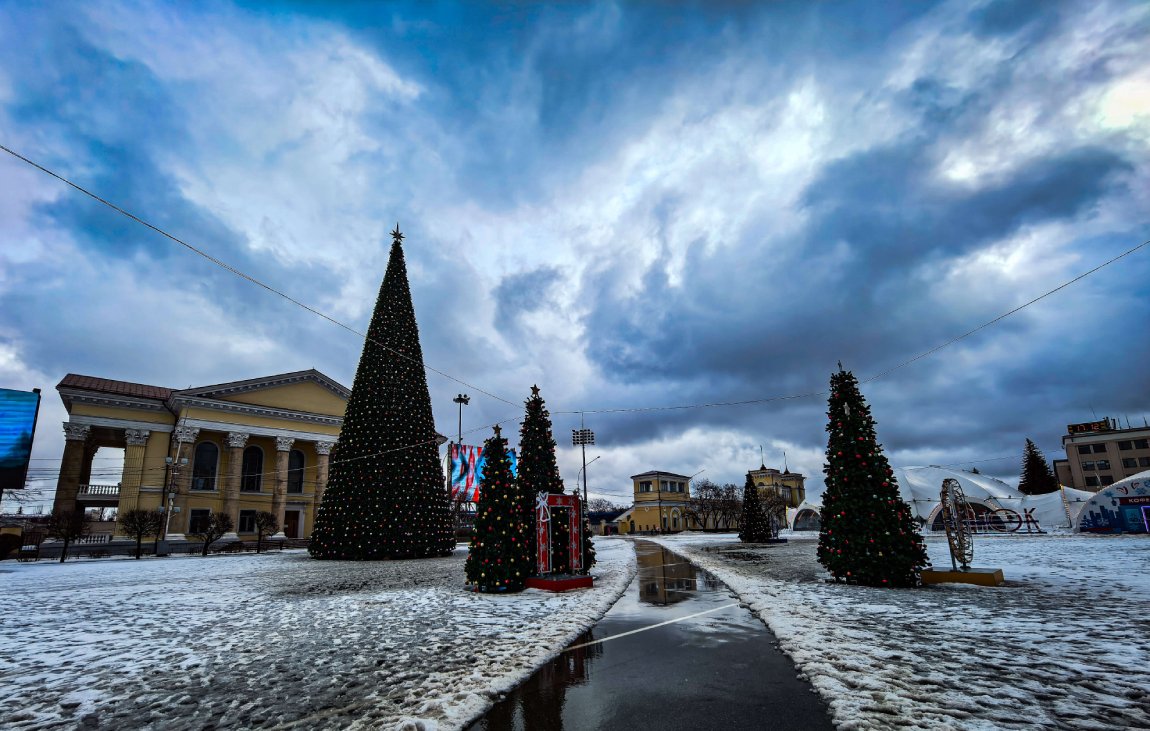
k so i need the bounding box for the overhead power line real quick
[0,143,518,408]
[556,238,1150,415]
[4,143,1145,419]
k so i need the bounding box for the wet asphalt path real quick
[469,540,835,730]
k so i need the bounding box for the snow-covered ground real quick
[0,539,635,730]
[648,531,1150,730]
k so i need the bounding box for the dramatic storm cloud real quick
[1,0,1147,508]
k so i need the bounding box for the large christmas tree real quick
[739,473,768,542]
[517,385,564,564]
[1018,438,1059,495]
[309,226,454,560]
[817,367,927,587]
[466,425,532,591]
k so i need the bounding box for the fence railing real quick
[78,484,120,497]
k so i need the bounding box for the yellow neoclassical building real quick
[54,370,349,542]
[617,470,693,534]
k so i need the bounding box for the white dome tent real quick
[1075,470,1150,534]
[790,466,1097,534]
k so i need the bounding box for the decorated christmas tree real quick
[739,473,768,542]
[466,425,532,591]
[817,367,927,587]
[1018,438,1059,495]
[517,385,564,563]
[309,226,454,560]
[579,500,596,573]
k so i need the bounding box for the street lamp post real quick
[160,453,187,544]
[453,394,470,447]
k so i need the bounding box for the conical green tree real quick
[466,425,532,591]
[309,226,454,560]
[517,385,563,566]
[1018,438,1059,495]
[817,368,927,587]
[739,473,768,542]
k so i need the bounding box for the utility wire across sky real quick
[2,143,1147,421]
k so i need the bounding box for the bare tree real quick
[192,513,234,556]
[715,483,742,531]
[761,491,788,540]
[685,479,722,530]
[45,509,92,563]
[253,511,279,553]
[587,497,627,513]
[118,509,164,559]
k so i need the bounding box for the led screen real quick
[0,388,41,491]
[449,443,518,502]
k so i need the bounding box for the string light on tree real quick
[309,225,454,560]
[466,424,531,591]
[817,365,927,587]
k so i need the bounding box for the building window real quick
[188,509,211,534]
[1099,475,1114,486]
[1135,439,1150,450]
[1096,460,1110,470]
[287,449,305,494]
[191,441,219,491]
[1140,457,1150,468]
[1092,444,1107,454]
[238,510,256,533]
[1118,441,1133,451]
[639,481,652,493]
[1077,445,1092,455]
[242,446,264,492]
[1124,458,1139,469]
[1085,476,1100,487]
[1083,462,1096,471]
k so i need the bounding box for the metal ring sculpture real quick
[940,478,974,571]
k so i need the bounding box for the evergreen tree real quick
[817,368,927,587]
[579,503,596,574]
[310,226,454,560]
[739,473,768,542]
[466,426,532,591]
[517,385,564,566]
[1018,438,1059,495]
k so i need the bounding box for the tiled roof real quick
[57,374,173,401]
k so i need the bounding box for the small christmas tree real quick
[817,367,927,587]
[739,473,768,542]
[1018,438,1059,495]
[517,385,564,564]
[310,226,454,560]
[466,425,532,591]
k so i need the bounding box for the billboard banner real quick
[449,443,518,502]
[0,388,41,492]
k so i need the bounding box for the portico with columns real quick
[53,370,349,543]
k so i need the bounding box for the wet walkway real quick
[469,540,835,730]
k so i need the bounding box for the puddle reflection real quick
[637,545,698,605]
[470,628,602,730]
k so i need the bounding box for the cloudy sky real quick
[1,0,1148,509]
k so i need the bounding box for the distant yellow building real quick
[53,370,349,542]
[748,461,807,508]
[617,470,692,534]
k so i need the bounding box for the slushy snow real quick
[647,531,1150,730]
[0,540,635,730]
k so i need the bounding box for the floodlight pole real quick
[571,416,595,509]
